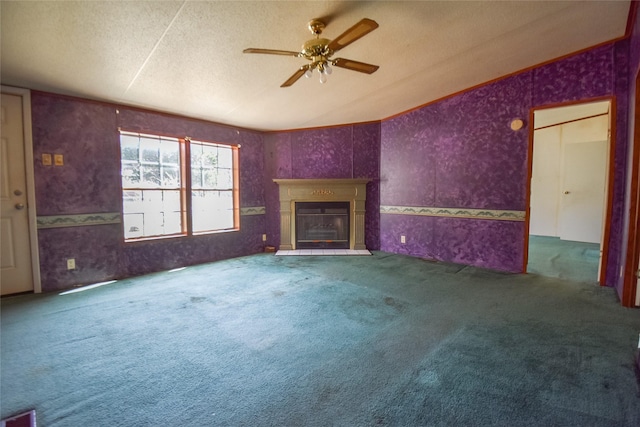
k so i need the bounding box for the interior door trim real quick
[1,85,41,294]
[622,70,640,307]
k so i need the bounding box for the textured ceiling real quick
[0,1,631,131]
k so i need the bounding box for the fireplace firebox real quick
[273,179,369,251]
[295,202,350,249]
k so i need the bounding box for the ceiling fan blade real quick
[332,58,379,74]
[327,18,378,52]
[281,65,311,87]
[243,48,300,57]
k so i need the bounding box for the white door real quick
[1,93,34,295]
[558,140,607,244]
[529,126,562,237]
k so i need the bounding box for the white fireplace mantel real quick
[273,178,369,250]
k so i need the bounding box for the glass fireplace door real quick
[295,202,350,249]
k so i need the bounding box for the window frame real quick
[119,130,240,242]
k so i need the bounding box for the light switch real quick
[54,154,64,166]
[42,153,52,166]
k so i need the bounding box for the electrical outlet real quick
[400,235,406,244]
[67,258,76,270]
[262,234,267,242]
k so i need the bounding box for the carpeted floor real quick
[1,251,639,426]
[528,235,601,283]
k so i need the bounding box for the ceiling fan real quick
[243,18,379,87]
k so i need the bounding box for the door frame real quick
[1,85,41,293]
[524,95,616,286]
[621,70,640,307]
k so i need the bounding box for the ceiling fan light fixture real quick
[243,18,379,87]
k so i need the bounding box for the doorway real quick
[526,99,612,284]
[0,86,40,295]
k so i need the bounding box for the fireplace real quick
[296,202,350,249]
[273,179,369,250]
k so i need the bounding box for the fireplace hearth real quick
[273,179,369,250]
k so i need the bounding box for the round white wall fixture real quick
[510,119,524,131]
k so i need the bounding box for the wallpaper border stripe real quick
[240,206,266,216]
[380,205,525,221]
[37,207,267,229]
[37,212,122,229]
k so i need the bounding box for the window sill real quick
[124,228,239,244]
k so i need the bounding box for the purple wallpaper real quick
[532,45,614,105]
[28,14,638,293]
[380,72,531,272]
[380,42,631,279]
[37,225,122,290]
[379,71,531,213]
[120,216,264,278]
[435,75,531,211]
[380,215,523,272]
[263,122,381,250]
[290,127,354,179]
[353,124,382,250]
[32,93,266,292]
[31,95,121,215]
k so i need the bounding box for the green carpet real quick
[528,235,601,283]
[1,252,639,426]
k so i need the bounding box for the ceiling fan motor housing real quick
[302,38,333,60]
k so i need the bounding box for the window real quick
[190,140,236,233]
[120,131,239,241]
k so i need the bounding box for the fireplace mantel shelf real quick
[273,178,370,185]
[273,178,370,251]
